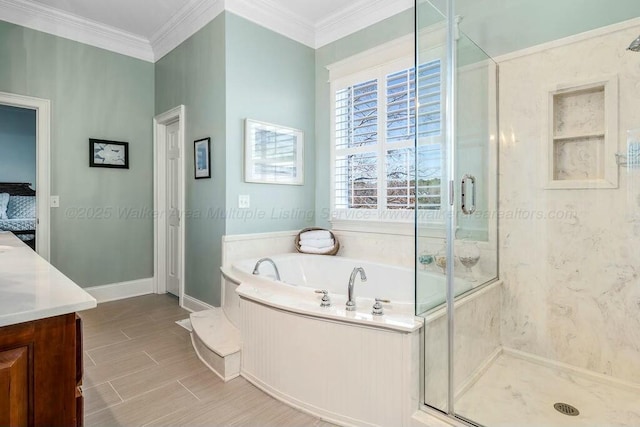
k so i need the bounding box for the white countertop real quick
[0,233,97,327]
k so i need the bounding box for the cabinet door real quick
[0,347,28,427]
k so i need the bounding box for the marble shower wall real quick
[498,25,640,384]
[424,281,502,411]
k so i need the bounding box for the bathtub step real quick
[190,308,241,382]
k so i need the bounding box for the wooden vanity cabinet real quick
[0,313,82,427]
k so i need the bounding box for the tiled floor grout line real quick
[85,359,158,390]
[143,350,160,365]
[84,331,132,353]
[177,379,201,401]
[116,380,191,405]
[84,351,97,367]
[86,336,191,369]
[84,400,124,417]
[140,407,185,427]
[108,381,126,403]
[83,382,127,417]
[81,316,157,338]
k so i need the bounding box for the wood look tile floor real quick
[80,294,332,427]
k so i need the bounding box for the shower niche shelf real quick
[545,77,618,189]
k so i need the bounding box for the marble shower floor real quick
[454,352,640,427]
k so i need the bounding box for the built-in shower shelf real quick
[545,76,619,190]
[552,132,605,141]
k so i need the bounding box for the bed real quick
[0,182,36,249]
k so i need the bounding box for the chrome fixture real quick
[460,174,477,215]
[372,298,390,316]
[346,267,367,311]
[252,258,281,281]
[615,148,640,167]
[628,35,640,52]
[314,290,331,307]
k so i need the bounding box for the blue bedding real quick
[0,219,36,240]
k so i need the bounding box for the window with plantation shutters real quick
[335,79,379,209]
[332,58,443,220]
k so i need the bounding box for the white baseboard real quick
[85,278,154,303]
[182,294,215,312]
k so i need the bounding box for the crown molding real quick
[0,0,154,62]
[151,0,318,60]
[314,0,413,48]
[0,0,416,62]
[225,0,315,48]
[150,0,225,61]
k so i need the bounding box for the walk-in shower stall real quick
[415,0,640,425]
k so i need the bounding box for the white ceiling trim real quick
[314,0,414,48]
[0,0,154,62]
[225,0,315,48]
[150,0,225,62]
[0,0,416,62]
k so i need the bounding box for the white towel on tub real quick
[299,238,334,248]
[300,245,335,254]
[300,230,332,241]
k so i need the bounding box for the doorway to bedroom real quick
[0,104,37,250]
[0,91,51,260]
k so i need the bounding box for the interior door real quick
[166,120,181,297]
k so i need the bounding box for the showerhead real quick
[628,35,640,52]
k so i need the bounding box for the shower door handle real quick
[461,174,476,215]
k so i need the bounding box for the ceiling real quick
[31,0,193,39]
[261,0,355,25]
[0,0,412,62]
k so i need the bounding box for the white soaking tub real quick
[220,253,423,427]
[230,253,421,331]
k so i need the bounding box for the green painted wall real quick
[0,105,36,186]
[0,20,155,287]
[155,14,227,306]
[426,0,640,58]
[225,13,316,234]
[155,12,315,306]
[314,9,414,228]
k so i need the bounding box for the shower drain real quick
[554,402,580,416]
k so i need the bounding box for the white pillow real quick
[0,193,9,220]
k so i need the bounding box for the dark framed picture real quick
[90,139,129,169]
[194,137,211,179]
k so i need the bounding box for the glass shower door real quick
[449,26,499,427]
[416,0,499,420]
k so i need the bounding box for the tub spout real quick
[252,258,281,281]
[346,267,367,311]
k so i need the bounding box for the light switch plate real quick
[50,195,60,208]
[238,194,250,209]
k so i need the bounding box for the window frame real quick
[328,40,446,232]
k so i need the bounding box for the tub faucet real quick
[252,258,281,281]
[346,267,367,311]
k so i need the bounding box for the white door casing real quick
[153,106,186,307]
[166,121,181,297]
[0,91,51,261]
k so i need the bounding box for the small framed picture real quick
[194,137,211,179]
[90,139,129,169]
